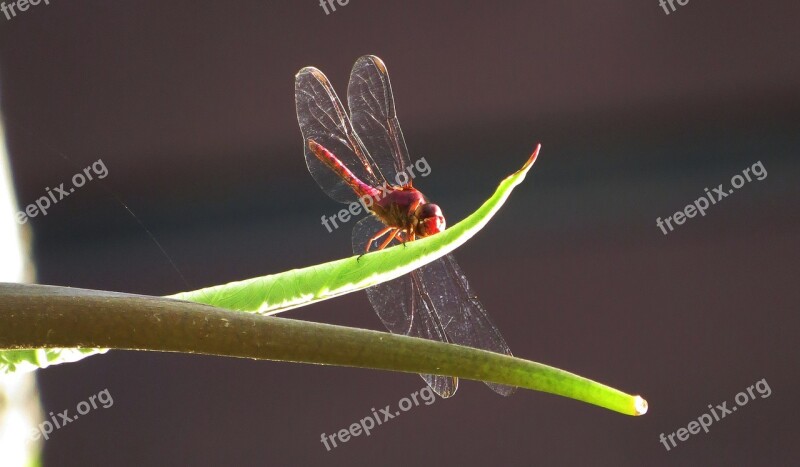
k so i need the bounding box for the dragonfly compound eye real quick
[416,203,446,236]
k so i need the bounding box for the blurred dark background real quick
[1,1,799,465]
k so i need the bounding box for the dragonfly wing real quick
[416,254,517,396]
[352,216,458,398]
[347,55,412,185]
[295,66,387,203]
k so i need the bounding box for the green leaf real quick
[0,348,108,374]
[167,147,541,314]
[0,147,648,416]
[0,148,539,374]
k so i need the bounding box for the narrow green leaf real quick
[0,147,648,416]
[0,148,540,374]
[0,280,647,416]
[168,146,541,314]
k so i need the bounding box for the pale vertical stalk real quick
[0,102,43,466]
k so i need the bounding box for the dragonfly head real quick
[415,203,446,237]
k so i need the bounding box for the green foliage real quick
[0,148,647,415]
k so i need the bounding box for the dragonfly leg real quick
[365,226,394,253]
[394,231,407,246]
[378,228,402,250]
[398,229,415,247]
[406,199,422,247]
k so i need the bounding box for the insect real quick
[295,55,514,398]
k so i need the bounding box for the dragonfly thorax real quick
[371,187,445,238]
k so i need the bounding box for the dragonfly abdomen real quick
[308,140,380,200]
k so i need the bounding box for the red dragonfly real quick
[295,56,514,398]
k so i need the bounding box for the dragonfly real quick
[295,55,514,398]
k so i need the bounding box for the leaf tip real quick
[523,143,542,171]
[634,395,648,416]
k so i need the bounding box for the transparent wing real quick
[345,56,513,396]
[416,254,516,396]
[295,66,388,203]
[347,55,412,186]
[352,216,458,398]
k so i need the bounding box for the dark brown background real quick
[1,1,798,465]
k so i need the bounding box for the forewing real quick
[417,254,517,396]
[352,216,458,398]
[295,67,387,203]
[348,55,412,186]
